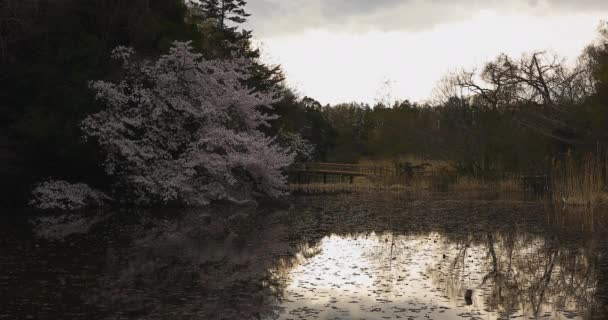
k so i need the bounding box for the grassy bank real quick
[289,161,525,196]
[289,155,608,206]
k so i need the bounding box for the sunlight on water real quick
[272,232,593,320]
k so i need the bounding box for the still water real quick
[2,194,608,319]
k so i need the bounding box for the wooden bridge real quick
[288,162,551,193]
[288,163,398,184]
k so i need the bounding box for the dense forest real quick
[1,0,608,207]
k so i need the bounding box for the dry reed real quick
[450,175,522,193]
[551,154,608,205]
[290,155,529,195]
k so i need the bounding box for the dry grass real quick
[497,177,522,193]
[357,155,452,172]
[551,154,608,205]
[450,176,484,191]
[407,176,433,191]
[545,203,607,233]
[290,155,531,195]
[289,181,408,195]
[289,170,523,195]
[450,175,522,193]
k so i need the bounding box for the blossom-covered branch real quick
[30,180,110,210]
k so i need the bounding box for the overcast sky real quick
[245,0,608,105]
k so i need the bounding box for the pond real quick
[2,194,608,319]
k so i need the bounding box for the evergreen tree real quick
[192,0,250,32]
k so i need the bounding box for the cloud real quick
[319,0,405,17]
[254,10,606,105]
[245,1,608,105]
[245,0,608,37]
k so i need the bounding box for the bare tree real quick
[435,51,596,145]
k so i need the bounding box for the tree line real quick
[275,24,608,177]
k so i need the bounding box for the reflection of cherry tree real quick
[92,209,297,319]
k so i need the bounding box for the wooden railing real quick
[289,163,547,180]
[289,163,394,177]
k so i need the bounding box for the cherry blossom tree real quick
[276,129,315,162]
[81,41,294,206]
[29,180,111,211]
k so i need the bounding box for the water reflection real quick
[272,230,598,320]
[92,208,293,320]
[72,199,608,319]
[3,195,608,319]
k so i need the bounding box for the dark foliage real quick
[0,0,282,207]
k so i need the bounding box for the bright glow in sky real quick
[254,11,607,105]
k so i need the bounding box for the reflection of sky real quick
[271,232,589,320]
